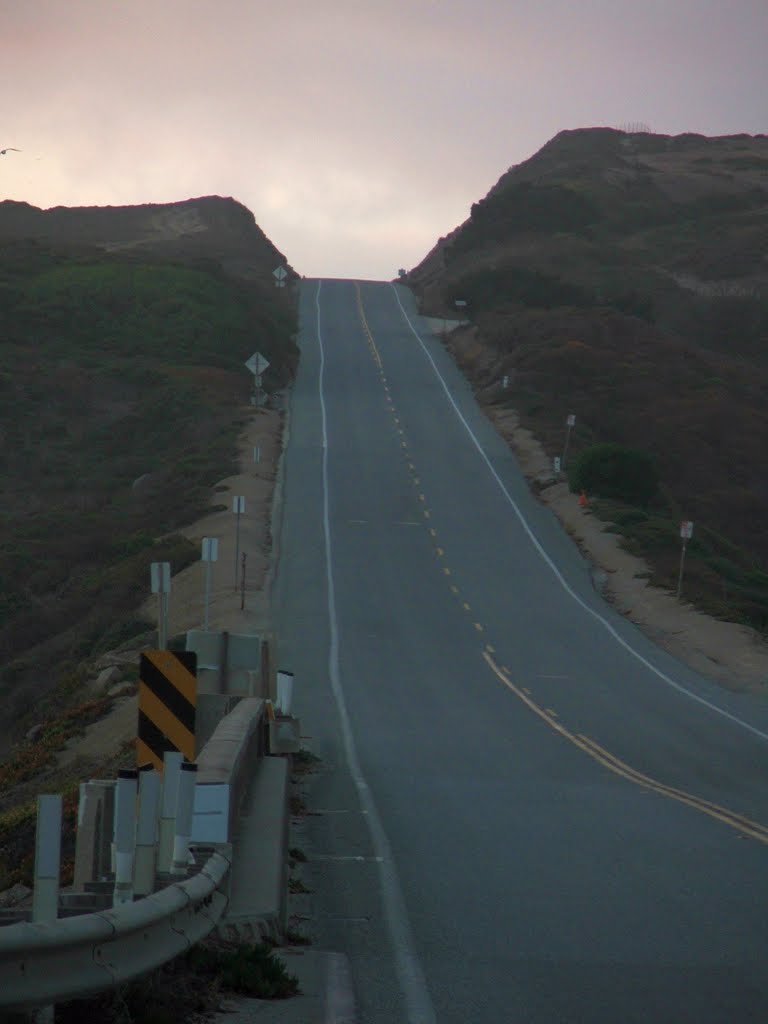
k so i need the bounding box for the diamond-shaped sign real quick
[245,352,270,376]
[273,265,287,281]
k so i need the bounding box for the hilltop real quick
[0,194,290,282]
[0,196,298,743]
[404,128,768,632]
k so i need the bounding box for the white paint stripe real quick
[316,282,436,1023]
[390,284,768,744]
[325,951,357,1024]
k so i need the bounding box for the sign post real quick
[677,521,694,599]
[562,413,576,471]
[150,562,171,649]
[201,537,218,630]
[273,265,287,289]
[233,497,245,588]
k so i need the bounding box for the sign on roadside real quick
[680,521,694,540]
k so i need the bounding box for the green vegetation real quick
[0,236,297,736]
[569,443,658,505]
[56,941,299,1024]
[592,498,768,631]
[451,182,601,255]
[407,128,768,631]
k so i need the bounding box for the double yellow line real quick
[483,652,768,845]
[353,283,767,846]
[355,282,382,368]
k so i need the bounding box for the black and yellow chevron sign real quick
[138,650,197,770]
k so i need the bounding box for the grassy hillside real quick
[405,128,768,632]
[0,218,298,735]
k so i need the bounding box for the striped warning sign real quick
[138,650,197,770]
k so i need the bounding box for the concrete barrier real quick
[192,697,266,843]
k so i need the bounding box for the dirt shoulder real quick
[490,405,768,694]
[54,404,285,769]
[61,354,768,770]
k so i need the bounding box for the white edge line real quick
[316,281,437,1024]
[390,283,768,744]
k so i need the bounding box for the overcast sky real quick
[2,0,766,279]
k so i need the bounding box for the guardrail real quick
[0,850,229,1009]
[0,693,275,1012]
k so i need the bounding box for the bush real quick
[569,443,658,505]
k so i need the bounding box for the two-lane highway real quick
[273,278,768,1022]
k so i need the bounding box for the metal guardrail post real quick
[171,762,197,878]
[134,764,160,897]
[113,769,138,906]
[157,752,183,873]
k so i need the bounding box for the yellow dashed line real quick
[474,622,484,633]
[462,602,471,611]
[450,585,459,595]
[483,652,768,845]
[443,567,451,576]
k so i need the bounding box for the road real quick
[273,279,768,1023]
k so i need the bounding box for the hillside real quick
[0,196,298,740]
[404,128,768,632]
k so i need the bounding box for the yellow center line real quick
[482,652,768,844]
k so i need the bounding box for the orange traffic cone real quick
[578,491,588,508]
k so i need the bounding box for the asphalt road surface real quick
[272,279,768,1023]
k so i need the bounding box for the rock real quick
[25,723,45,743]
[0,883,31,908]
[90,665,122,694]
[107,682,137,699]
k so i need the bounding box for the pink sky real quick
[2,0,766,279]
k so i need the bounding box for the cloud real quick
[1,0,766,278]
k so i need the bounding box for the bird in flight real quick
[0,148,21,155]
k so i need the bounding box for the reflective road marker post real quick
[233,496,245,588]
[33,795,62,923]
[158,751,183,874]
[171,762,198,878]
[134,764,161,897]
[562,413,576,471]
[201,537,218,630]
[112,768,138,906]
[151,561,171,650]
[677,520,694,599]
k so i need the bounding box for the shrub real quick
[569,443,658,505]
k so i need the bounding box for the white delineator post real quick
[677,520,694,599]
[134,764,161,897]
[171,762,198,878]
[32,795,62,923]
[157,751,183,874]
[150,561,171,650]
[562,413,576,471]
[233,497,245,589]
[201,537,219,631]
[112,768,138,906]
[277,669,294,715]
